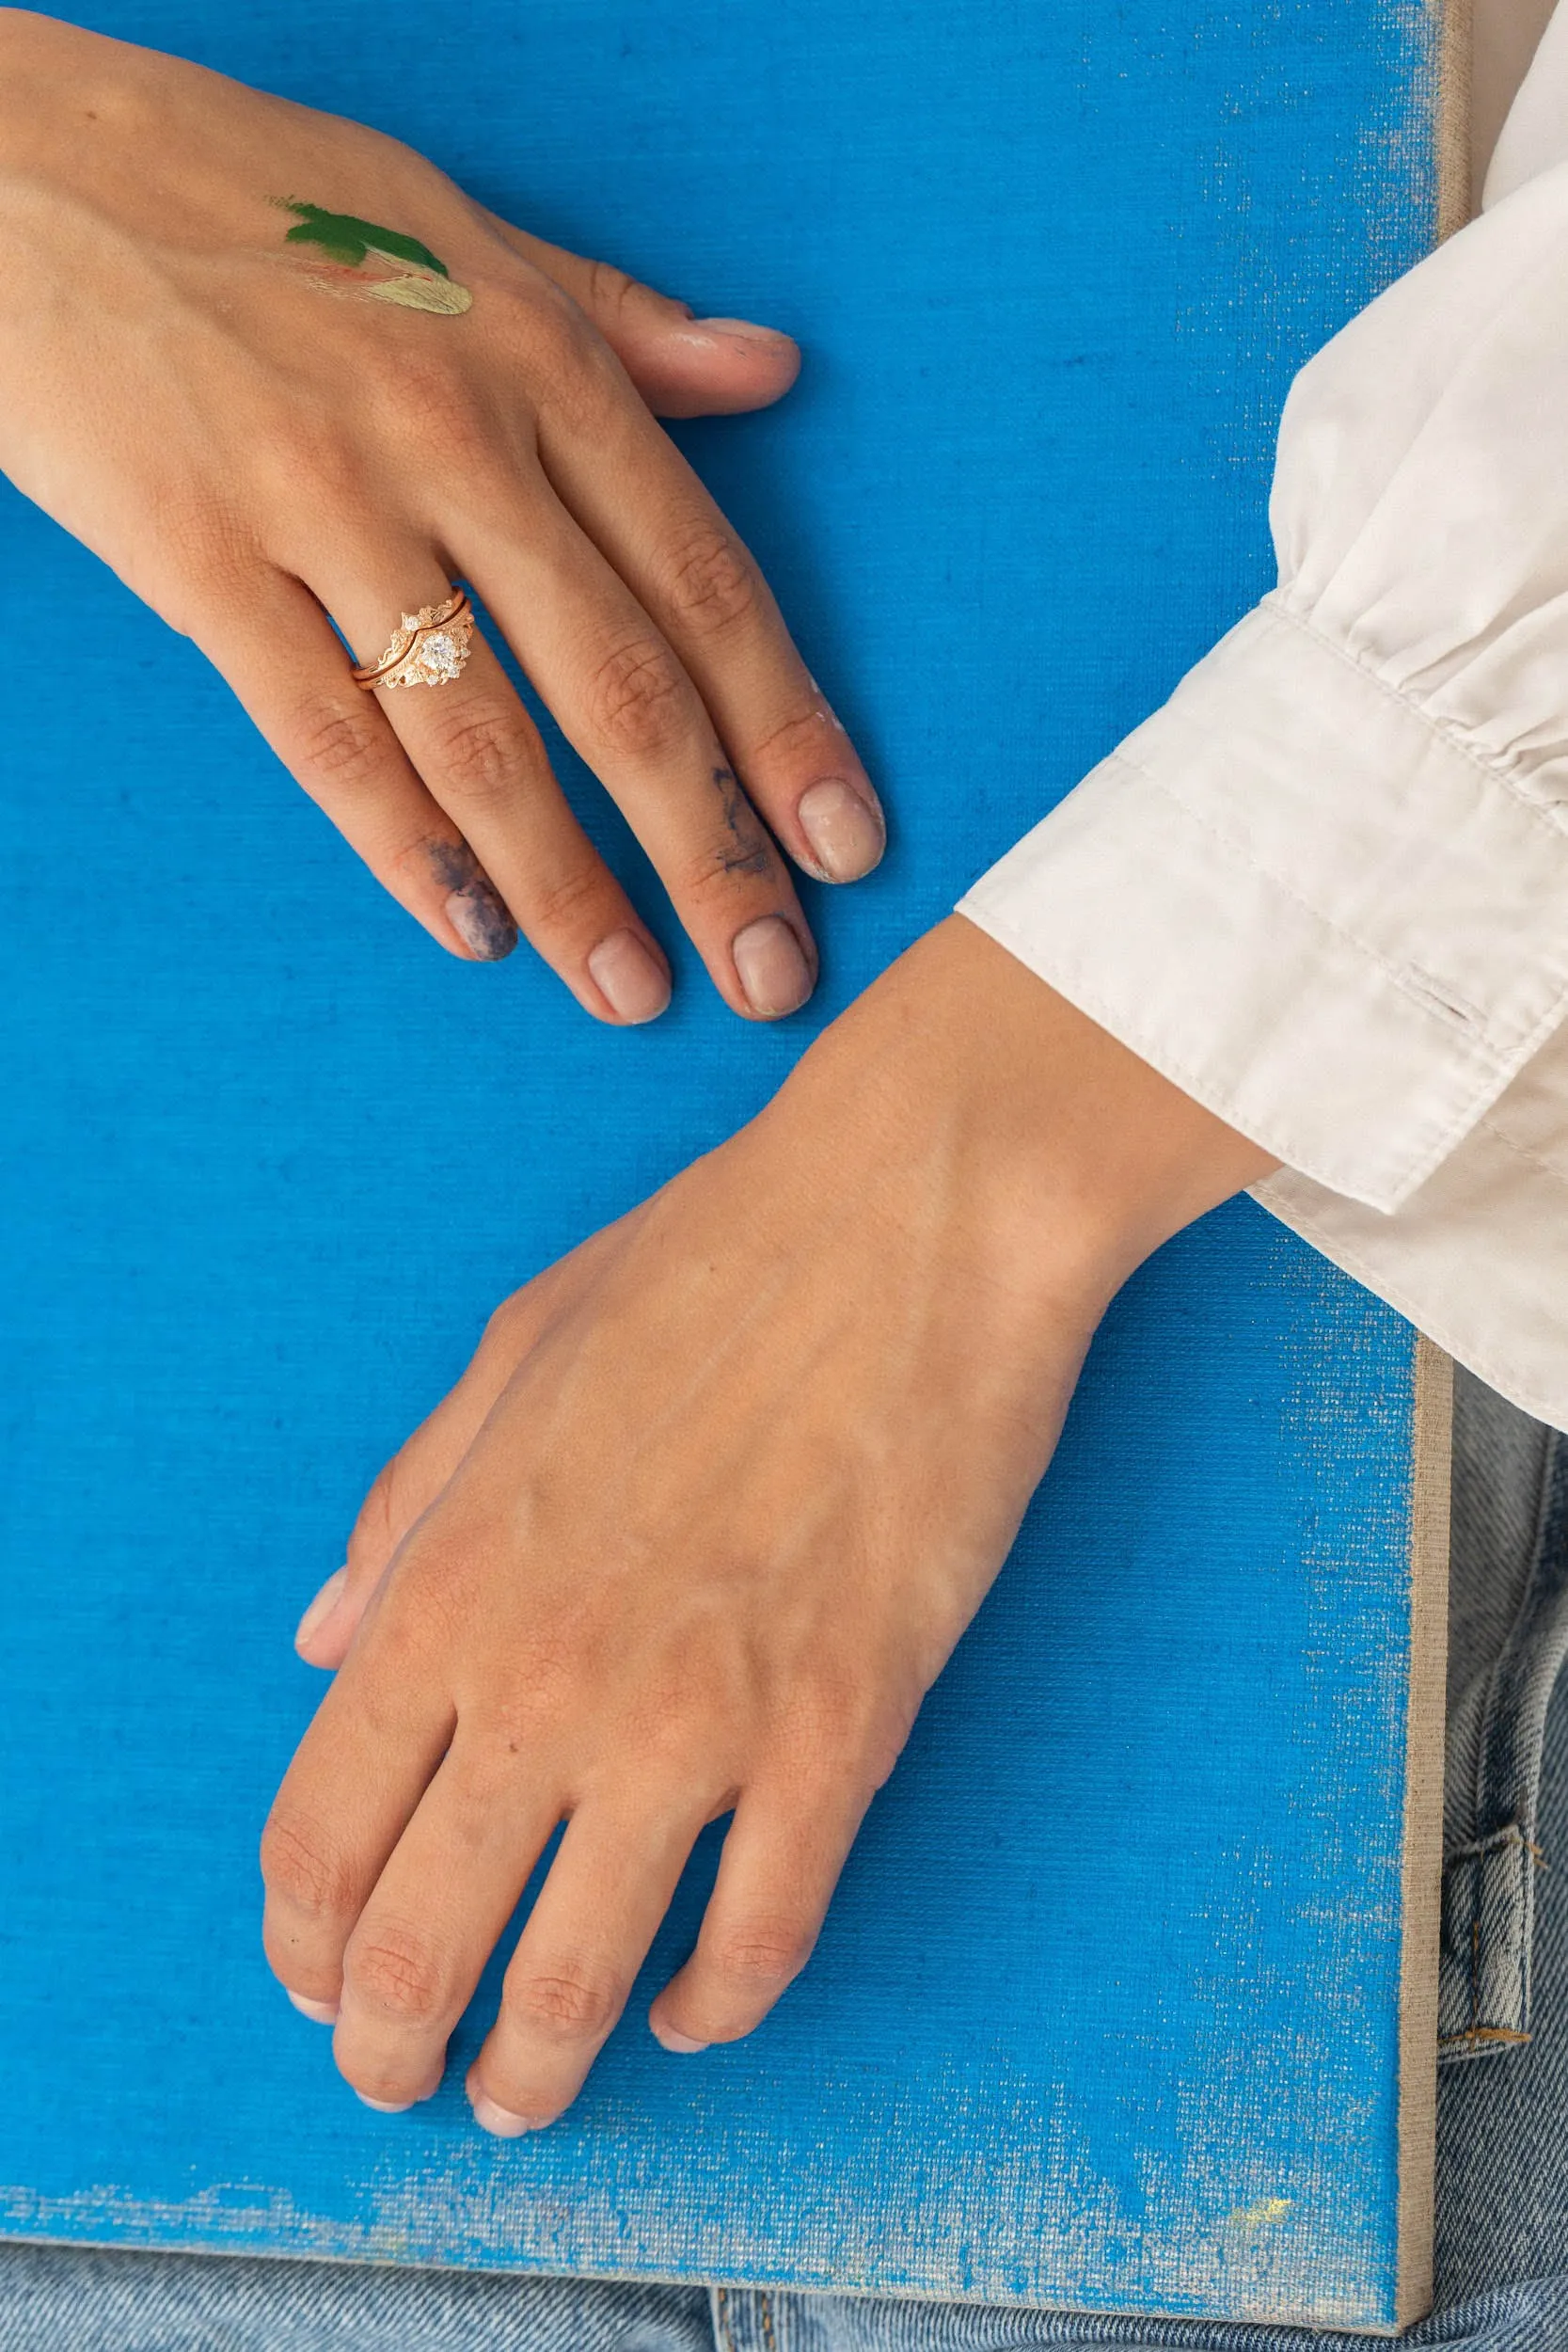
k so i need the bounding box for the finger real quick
[459,489,818,1019]
[296,1347,519,1675]
[261,1628,454,2028]
[648,1781,870,2052]
[325,562,673,1025]
[479,213,800,420]
[296,1221,640,1671]
[534,372,886,888]
[467,1792,707,2133]
[194,569,516,962]
[330,1736,562,2111]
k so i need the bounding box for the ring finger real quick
[193,568,518,965]
[326,556,674,1024]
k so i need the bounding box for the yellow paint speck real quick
[1228,2196,1293,2228]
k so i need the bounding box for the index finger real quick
[261,1629,453,2030]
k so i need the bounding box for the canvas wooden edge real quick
[1394,1334,1452,2329]
[1394,10,1465,2304]
[1434,0,1474,239]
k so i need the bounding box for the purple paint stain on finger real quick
[427,841,517,961]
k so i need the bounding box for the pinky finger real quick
[647,1781,872,2053]
[195,569,516,963]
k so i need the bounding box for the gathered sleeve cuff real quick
[958,595,1568,1216]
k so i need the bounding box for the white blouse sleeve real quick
[958,133,1568,1429]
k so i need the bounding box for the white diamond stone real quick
[415,630,461,682]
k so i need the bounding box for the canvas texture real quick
[10,1377,1568,2349]
[0,0,1449,2330]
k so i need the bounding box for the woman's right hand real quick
[0,9,884,1022]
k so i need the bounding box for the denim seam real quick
[1475,1438,1568,1843]
[1438,1435,1568,2064]
[1438,1831,1534,2055]
[1469,1438,1560,1841]
[1447,1827,1547,1867]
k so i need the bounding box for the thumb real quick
[292,1310,520,1671]
[483,213,800,419]
[293,1219,640,1668]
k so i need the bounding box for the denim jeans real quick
[5,1367,1567,2351]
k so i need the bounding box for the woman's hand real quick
[262,919,1274,2128]
[0,10,883,1020]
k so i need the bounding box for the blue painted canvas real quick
[0,0,1451,2332]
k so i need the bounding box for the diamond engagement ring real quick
[352,588,476,690]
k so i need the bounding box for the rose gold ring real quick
[352,587,475,690]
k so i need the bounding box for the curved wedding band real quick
[352,588,475,690]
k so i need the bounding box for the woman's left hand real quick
[261,918,1273,2129]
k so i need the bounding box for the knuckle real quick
[381,1544,472,1655]
[466,1637,581,1754]
[750,698,838,770]
[678,846,760,907]
[274,425,364,517]
[507,1962,622,2042]
[288,696,388,794]
[664,523,758,640]
[261,1808,357,1922]
[776,1676,861,1761]
[345,1926,452,2027]
[586,635,691,760]
[620,1710,711,1784]
[678,829,776,907]
[520,279,610,390]
[663,767,777,906]
[516,857,615,941]
[375,357,487,461]
[707,1918,814,1993]
[586,257,642,325]
[773,1678,909,1798]
[426,706,529,815]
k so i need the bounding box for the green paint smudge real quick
[274,199,472,315]
[280,200,450,275]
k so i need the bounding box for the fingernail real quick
[732,915,812,1018]
[686,315,794,350]
[356,2092,414,2114]
[286,1990,340,2025]
[294,1565,348,1653]
[469,2090,553,2137]
[797,779,886,883]
[587,929,672,1024]
[652,2024,709,2054]
[445,878,517,961]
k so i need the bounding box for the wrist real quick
[768,915,1275,1327]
